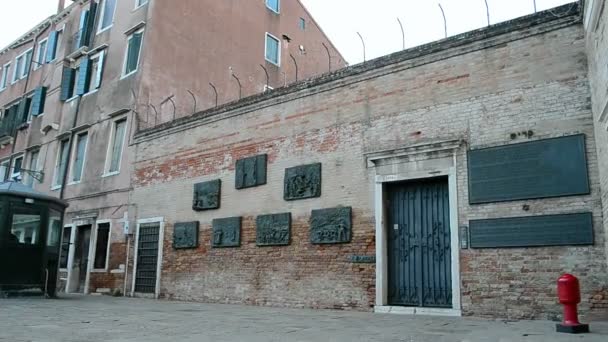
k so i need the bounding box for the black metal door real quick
[387,177,452,308]
[135,223,160,294]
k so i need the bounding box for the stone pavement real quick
[0,295,607,342]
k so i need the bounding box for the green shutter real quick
[78,10,90,48]
[60,67,74,101]
[126,33,143,73]
[46,31,58,62]
[30,86,47,116]
[76,58,90,95]
[16,98,28,124]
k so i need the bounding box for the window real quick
[135,0,148,8]
[59,226,72,268]
[53,139,70,188]
[98,0,117,33]
[93,222,111,270]
[25,150,39,187]
[106,119,127,174]
[299,18,306,31]
[47,210,62,247]
[13,49,33,83]
[60,66,79,101]
[35,39,48,69]
[0,159,9,182]
[11,155,23,181]
[266,0,280,13]
[70,132,88,183]
[87,50,106,92]
[10,214,41,245]
[0,63,10,90]
[123,29,144,77]
[23,96,34,122]
[12,55,24,83]
[265,33,280,66]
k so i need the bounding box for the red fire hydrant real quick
[556,274,589,334]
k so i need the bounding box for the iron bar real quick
[232,74,242,100]
[322,42,331,72]
[290,54,299,82]
[439,3,447,38]
[209,82,218,108]
[397,17,405,50]
[259,64,270,91]
[357,32,366,62]
[187,90,197,113]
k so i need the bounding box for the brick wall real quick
[130,6,607,319]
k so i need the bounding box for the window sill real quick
[265,58,280,67]
[67,181,82,186]
[51,185,62,191]
[90,269,109,273]
[66,96,79,103]
[133,3,148,11]
[97,25,113,35]
[102,171,120,178]
[120,70,138,80]
[83,89,99,97]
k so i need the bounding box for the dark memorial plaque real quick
[212,217,241,248]
[192,179,221,210]
[173,222,199,249]
[310,207,352,244]
[235,154,267,189]
[256,213,291,246]
[349,255,376,263]
[468,135,589,204]
[469,213,593,248]
[284,163,322,201]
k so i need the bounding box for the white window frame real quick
[91,220,112,272]
[85,50,106,95]
[266,0,280,14]
[12,55,24,84]
[97,0,118,34]
[103,116,128,177]
[135,0,149,10]
[34,38,48,70]
[0,62,11,90]
[68,131,89,185]
[265,32,281,66]
[59,224,75,272]
[49,28,64,63]
[121,28,145,78]
[13,48,34,82]
[10,154,24,181]
[131,217,164,298]
[52,138,70,190]
[25,149,40,187]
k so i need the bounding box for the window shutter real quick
[78,10,90,48]
[30,86,47,116]
[60,67,74,101]
[95,50,105,89]
[127,33,142,72]
[76,58,91,95]
[16,98,28,124]
[46,31,58,62]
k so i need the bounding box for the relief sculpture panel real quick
[212,217,242,248]
[235,154,267,189]
[256,213,291,246]
[284,163,322,201]
[192,179,221,210]
[310,207,352,244]
[173,222,199,249]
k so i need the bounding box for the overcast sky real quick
[0,0,575,64]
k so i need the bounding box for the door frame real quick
[131,217,164,299]
[65,223,95,294]
[371,152,462,316]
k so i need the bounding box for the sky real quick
[0,0,576,65]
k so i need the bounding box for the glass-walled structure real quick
[0,182,68,297]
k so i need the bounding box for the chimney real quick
[57,0,65,13]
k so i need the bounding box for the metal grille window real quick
[71,132,88,183]
[59,226,72,268]
[123,29,144,76]
[94,223,110,269]
[98,0,117,32]
[135,223,160,293]
[266,0,280,13]
[53,139,70,188]
[108,119,126,173]
[265,33,280,66]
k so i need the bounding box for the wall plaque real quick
[192,179,221,210]
[235,154,267,189]
[212,217,241,248]
[310,206,352,244]
[468,134,590,204]
[256,213,291,246]
[469,213,593,248]
[349,255,376,263]
[284,163,322,201]
[173,222,199,249]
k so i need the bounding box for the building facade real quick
[129,2,608,320]
[0,0,344,295]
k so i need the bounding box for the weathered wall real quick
[131,6,607,319]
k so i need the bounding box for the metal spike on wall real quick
[397,17,405,50]
[356,32,366,62]
[438,3,448,38]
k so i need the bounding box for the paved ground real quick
[0,295,607,342]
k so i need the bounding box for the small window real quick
[12,55,24,83]
[87,50,106,92]
[135,0,148,8]
[53,139,70,188]
[94,222,111,270]
[107,118,127,174]
[11,155,23,181]
[10,214,41,245]
[0,159,9,182]
[299,18,306,31]
[265,33,280,66]
[123,29,144,77]
[13,49,34,82]
[25,150,39,187]
[47,210,62,247]
[98,0,117,33]
[70,132,88,183]
[266,0,280,13]
[59,226,72,268]
[35,39,48,69]
[0,63,10,90]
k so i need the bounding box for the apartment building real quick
[0,0,344,295]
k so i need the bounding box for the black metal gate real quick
[387,177,452,308]
[135,223,160,294]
